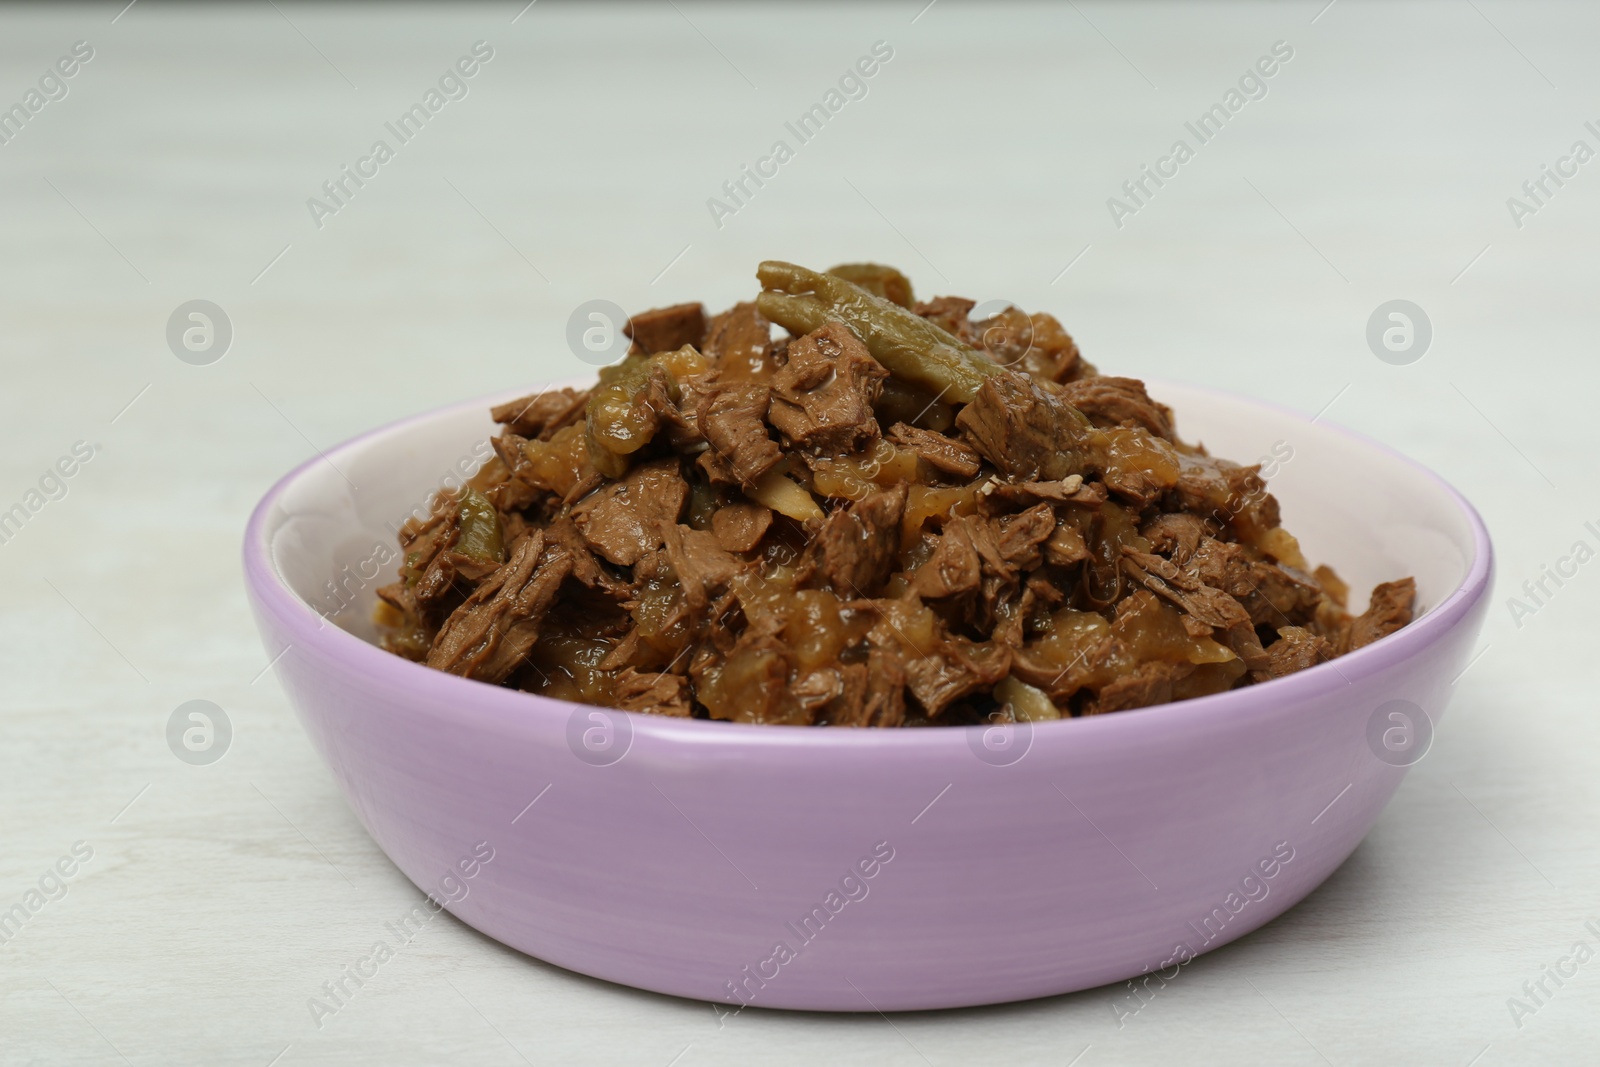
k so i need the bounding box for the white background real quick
[1,2,1596,1064]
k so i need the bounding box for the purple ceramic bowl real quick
[244,378,1492,1012]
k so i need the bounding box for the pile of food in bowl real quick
[373,260,1414,726]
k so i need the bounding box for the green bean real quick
[826,263,915,308]
[455,486,504,568]
[755,260,998,403]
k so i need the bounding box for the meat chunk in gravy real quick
[571,458,688,566]
[768,322,888,453]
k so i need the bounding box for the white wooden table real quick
[2,2,1596,1064]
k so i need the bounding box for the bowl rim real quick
[243,376,1494,751]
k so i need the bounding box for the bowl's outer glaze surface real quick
[245,380,1492,1011]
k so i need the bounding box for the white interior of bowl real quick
[260,379,1477,642]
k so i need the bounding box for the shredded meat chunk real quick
[1348,578,1416,651]
[711,502,772,553]
[906,636,1010,716]
[768,322,888,453]
[955,371,1095,482]
[888,422,980,478]
[626,302,706,355]
[1087,661,1191,715]
[376,497,464,631]
[491,387,590,441]
[427,532,572,683]
[701,302,775,378]
[698,382,783,488]
[1255,626,1334,681]
[913,520,983,601]
[912,296,977,341]
[806,485,908,596]
[1141,512,1209,565]
[996,505,1055,570]
[612,668,694,717]
[1057,377,1174,439]
[828,650,908,727]
[1043,521,1089,567]
[544,516,629,599]
[660,523,743,613]
[570,458,688,566]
